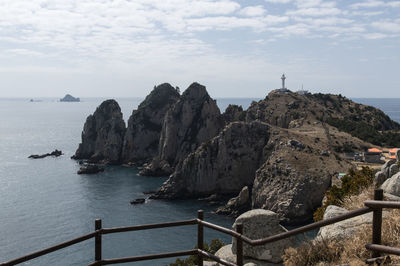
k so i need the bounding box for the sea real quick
[0,97,399,266]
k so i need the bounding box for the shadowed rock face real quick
[121,83,180,164]
[142,82,224,176]
[73,99,126,164]
[153,121,270,198]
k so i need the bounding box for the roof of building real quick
[389,148,398,153]
[368,148,382,153]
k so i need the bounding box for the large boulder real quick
[382,172,400,197]
[317,205,372,241]
[121,83,180,164]
[231,209,294,263]
[374,170,387,186]
[142,82,224,176]
[389,163,399,179]
[397,149,400,161]
[381,159,396,177]
[72,100,126,164]
[153,121,269,198]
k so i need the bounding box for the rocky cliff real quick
[121,83,180,164]
[153,121,270,198]
[141,82,224,176]
[72,99,126,164]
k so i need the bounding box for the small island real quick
[60,94,80,102]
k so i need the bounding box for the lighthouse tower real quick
[281,74,286,89]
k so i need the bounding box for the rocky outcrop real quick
[72,99,126,164]
[60,94,80,102]
[142,82,224,176]
[375,159,399,186]
[251,133,338,224]
[382,172,400,197]
[29,149,62,159]
[216,186,251,216]
[77,164,105,174]
[317,205,372,241]
[153,121,270,198]
[121,83,180,164]
[232,209,294,263]
[223,104,245,124]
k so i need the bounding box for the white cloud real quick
[264,0,291,3]
[286,7,341,16]
[350,1,400,9]
[239,6,267,17]
[372,20,400,32]
[364,32,388,39]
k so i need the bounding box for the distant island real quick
[60,94,80,102]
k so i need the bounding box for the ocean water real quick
[0,96,398,266]
[0,97,258,266]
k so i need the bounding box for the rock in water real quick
[142,82,224,176]
[60,94,80,102]
[77,164,104,174]
[121,83,180,164]
[72,99,126,164]
[231,209,294,263]
[153,121,269,198]
[29,149,62,159]
[216,186,251,216]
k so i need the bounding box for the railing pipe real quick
[364,200,400,209]
[101,219,197,234]
[372,188,383,258]
[366,244,400,256]
[197,210,204,266]
[236,223,243,266]
[95,219,102,263]
[197,249,236,266]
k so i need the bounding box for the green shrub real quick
[313,167,374,221]
[169,239,225,266]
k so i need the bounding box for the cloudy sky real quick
[0,0,399,98]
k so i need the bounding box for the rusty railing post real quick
[197,210,204,266]
[372,189,383,258]
[236,223,243,266]
[95,219,102,264]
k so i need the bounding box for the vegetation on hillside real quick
[284,186,400,265]
[169,239,225,266]
[313,167,375,222]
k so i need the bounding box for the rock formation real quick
[28,149,62,159]
[222,104,245,124]
[153,121,270,198]
[142,82,224,176]
[121,83,180,164]
[216,186,251,216]
[72,99,126,164]
[382,172,400,197]
[60,94,80,102]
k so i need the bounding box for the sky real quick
[0,0,399,98]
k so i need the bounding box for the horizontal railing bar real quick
[197,249,237,266]
[197,220,252,244]
[102,219,197,234]
[365,200,400,209]
[1,232,96,266]
[366,244,400,256]
[88,249,198,265]
[251,207,372,246]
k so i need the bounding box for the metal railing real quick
[1,188,400,266]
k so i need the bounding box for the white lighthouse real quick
[281,74,286,89]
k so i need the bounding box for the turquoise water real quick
[0,97,398,265]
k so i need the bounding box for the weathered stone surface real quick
[77,164,105,175]
[397,149,400,161]
[231,210,294,263]
[121,83,180,164]
[216,186,250,216]
[223,104,245,124]
[215,245,279,266]
[153,121,269,198]
[374,170,387,186]
[317,205,372,241]
[382,172,400,197]
[252,160,331,224]
[389,163,399,179]
[142,82,224,176]
[382,159,396,177]
[73,99,126,164]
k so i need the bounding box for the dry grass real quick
[283,186,400,265]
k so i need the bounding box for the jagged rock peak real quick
[121,83,180,164]
[72,99,126,164]
[141,82,224,176]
